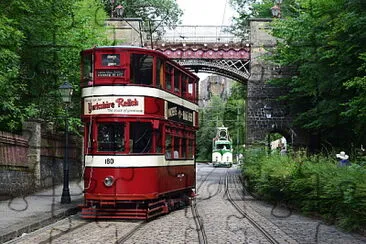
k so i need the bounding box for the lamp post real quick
[264,105,273,154]
[271,0,283,18]
[115,5,124,18]
[264,105,272,119]
[59,81,73,204]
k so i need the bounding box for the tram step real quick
[81,207,148,219]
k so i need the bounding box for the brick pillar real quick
[23,119,42,188]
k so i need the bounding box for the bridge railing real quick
[154,25,243,44]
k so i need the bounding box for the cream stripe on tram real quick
[84,155,195,167]
[81,86,198,111]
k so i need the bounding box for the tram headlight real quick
[104,176,114,187]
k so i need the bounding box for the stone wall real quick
[0,120,82,200]
[0,170,34,200]
[39,129,82,188]
[246,19,308,147]
[106,20,144,46]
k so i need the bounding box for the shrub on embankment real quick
[242,149,366,233]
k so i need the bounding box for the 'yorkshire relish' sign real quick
[84,96,144,115]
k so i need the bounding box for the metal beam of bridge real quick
[153,25,248,45]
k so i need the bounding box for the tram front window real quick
[130,122,152,153]
[82,53,93,84]
[97,123,125,152]
[217,144,230,150]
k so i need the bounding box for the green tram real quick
[212,126,233,167]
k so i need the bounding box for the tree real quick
[223,82,246,153]
[229,0,299,36]
[196,82,247,161]
[343,53,366,140]
[0,5,26,131]
[196,96,226,161]
[230,0,366,150]
[101,0,183,41]
[268,0,365,150]
[0,0,110,132]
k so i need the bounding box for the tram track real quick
[231,172,322,244]
[196,166,216,192]
[40,165,215,244]
[224,170,281,244]
[10,164,361,243]
[17,217,91,244]
[187,165,217,244]
[115,221,146,243]
[190,198,208,244]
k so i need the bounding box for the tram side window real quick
[165,64,172,91]
[165,134,172,159]
[156,58,164,88]
[130,122,152,153]
[130,54,153,85]
[97,123,125,152]
[188,77,194,98]
[174,70,180,94]
[82,53,93,83]
[173,136,180,158]
[155,126,162,153]
[187,139,194,159]
[181,138,187,158]
[86,122,93,153]
[182,75,188,96]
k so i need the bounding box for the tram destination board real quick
[97,69,124,77]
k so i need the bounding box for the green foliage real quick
[101,0,183,39]
[196,82,247,161]
[0,2,27,131]
[229,0,302,36]
[223,82,246,154]
[232,0,366,150]
[0,0,184,133]
[196,96,226,161]
[342,52,366,138]
[242,149,366,232]
[0,0,110,132]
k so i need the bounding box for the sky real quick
[176,0,237,79]
[176,0,236,26]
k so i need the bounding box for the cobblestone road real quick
[6,163,366,243]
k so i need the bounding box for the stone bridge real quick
[107,19,308,148]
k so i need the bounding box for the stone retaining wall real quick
[0,120,82,200]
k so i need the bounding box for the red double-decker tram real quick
[79,46,199,219]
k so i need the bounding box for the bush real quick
[242,148,366,232]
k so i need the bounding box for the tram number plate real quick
[105,158,114,164]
